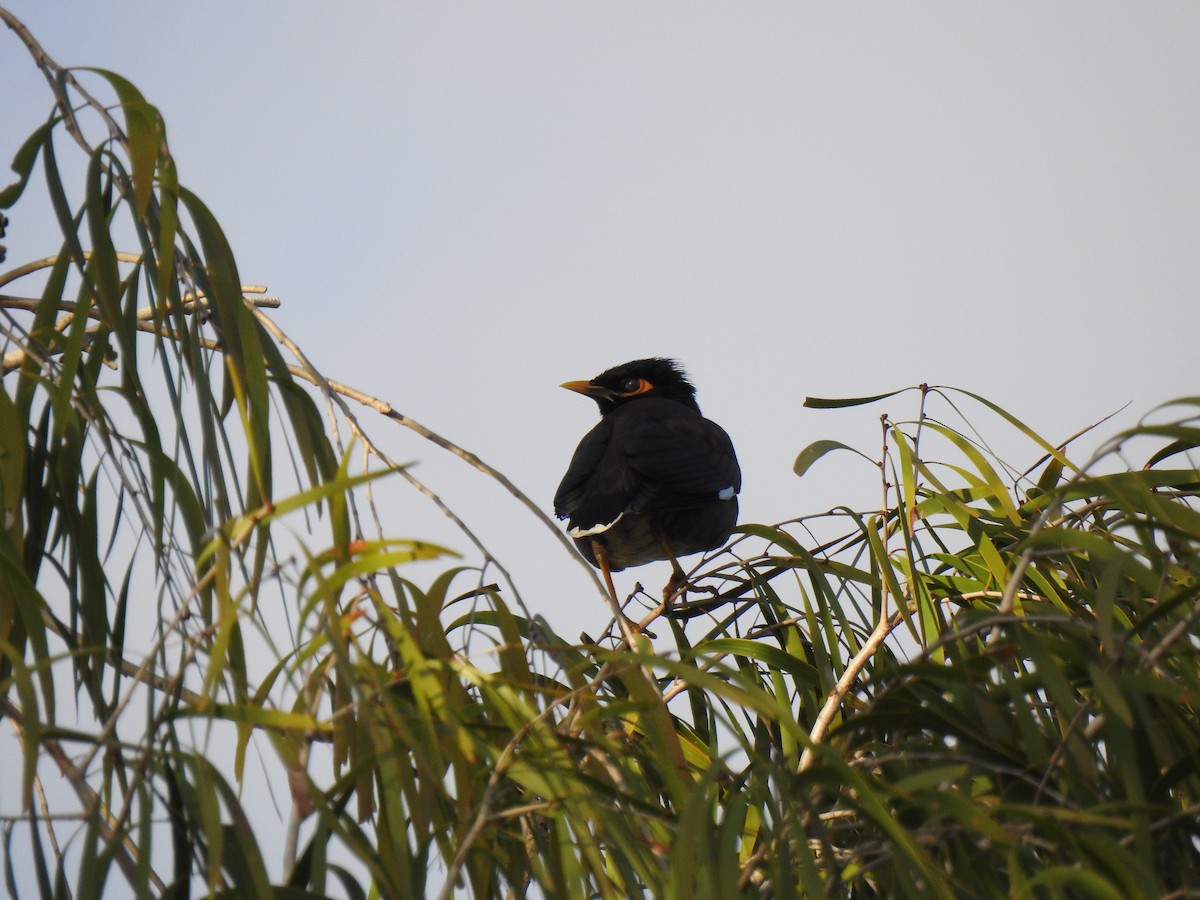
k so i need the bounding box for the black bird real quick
[554,358,741,605]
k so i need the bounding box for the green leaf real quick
[0,389,26,548]
[804,388,910,409]
[0,118,53,208]
[84,146,122,329]
[79,68,161,217]
[41,119,89,270]
[792,439,874,476]
[177,186,272,508]
[691,637,820,689]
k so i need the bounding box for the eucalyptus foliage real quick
[2,11,1199,899]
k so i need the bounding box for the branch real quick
[798,606,896,773]
[1,7,126,152]
[0,260,278,373]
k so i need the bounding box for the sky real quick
[3,0,1199,885]
[5,0,1199,634]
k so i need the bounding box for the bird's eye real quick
[621,377,646,393]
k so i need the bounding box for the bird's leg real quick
[592,539,641,644]
[593,539,620,605]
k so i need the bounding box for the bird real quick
[554,357,741,608]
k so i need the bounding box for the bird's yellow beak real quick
[560,380,601,396]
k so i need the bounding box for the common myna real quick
[554,358,741,605]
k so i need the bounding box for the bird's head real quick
[561,357,701,415]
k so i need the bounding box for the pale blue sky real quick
[5,0,1199,631]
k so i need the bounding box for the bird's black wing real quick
[553,418,633,534]
[621,401,741,511]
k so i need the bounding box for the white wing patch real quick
[718,485,737,501]
[569,511,624,539]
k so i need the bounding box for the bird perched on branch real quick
[554,358,741,607]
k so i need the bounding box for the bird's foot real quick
[663,569,689,606]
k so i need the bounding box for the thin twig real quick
[2,700,167,894]
[797,414,898,773]
[271,336,607,601]
[249,306,607,606]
